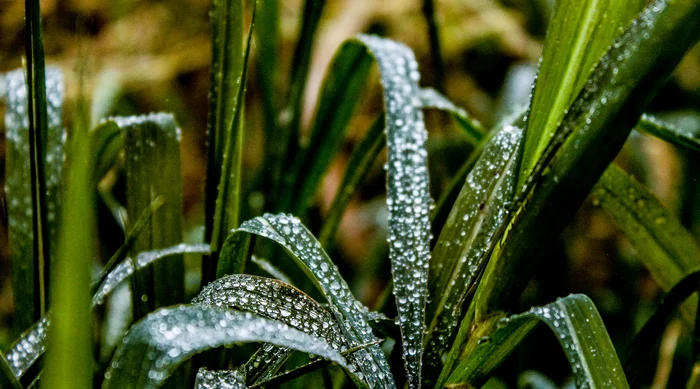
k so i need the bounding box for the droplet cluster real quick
[425,125,522,368]
[195,367,246,389]
[5,316,49,378]
[103,306,347,389]
[239,213,395,388]
[357,34,431,389]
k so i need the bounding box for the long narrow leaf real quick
[637,112,700,153]
[235,213,395,388]
[419,88,485,142]
[520,0,646,185]
[102,306,348,389]
[356,34,432,389]
[444,295,628,388]
[115,113,185,315]
[4,67,65,331]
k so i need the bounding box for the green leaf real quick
[115,113,185,315]
[281,40,373,214]
[102,306,348,389]
[519,0,646,185]
[318,115,384,248]
[205,0,244,241]
[255,0,280,140]
[42,67,93,389]
[623,270,700,385]
[24,0,53,320]
[419,88,485,142]
[89,120,122,184]
[444,295,628,389]
[195,367,246,389]
[636,112,700,153]
[4,67,65,332]
[445,1,700,380]
[216,232,254,278]
[236,213,395,388]
[423,125,523,384]
[592,165,700,295]
[356,34,432,389]
[0,352,22,389]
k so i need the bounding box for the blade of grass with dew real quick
[267,0,327,207]
[101,306,349,389]
[422,125,523,386]
[444,294,628,388]
[4,67,65,332]
[592,165,700,304]
[519,0,646,186]
[41,66,92,389]
[622,270,700,385]
[234,213,396,388]
[419,88,485,142]
[250,256,291,283]
[243,344,290,384]
[636,112,700,153]
[193,274,364,385]
[443,1,700,382]
[215,232,254,278]
[0,352,22,389]
[255,0,280,140]
[208,7,256,270]
[355,34,432,389]
[281,40,373,214]
[24,0,54,319]
[195,367,246,389]
[204,0,244,243]
[318,115,384,248]
[114,113,185,316]
[1,244,211,383]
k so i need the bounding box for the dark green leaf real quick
[444,295,628,389]
[102,306,348,389]
[636,112,700,153]
[419,88,485,142]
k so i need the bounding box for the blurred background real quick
[1,0,700,387]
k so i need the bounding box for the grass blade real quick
[236,213,396,388]
[593,164,700,299]
[204,0,244,242]
[623,270,700,385]
[24,0,53,318]
[281,40,373,214]
[4,67,65,332]
[90,120,123,184]
[419,88,485,142]
[423,125,523,384]
[444,0,700,380]
[519,0,646,185]
[4,316,49,380]
[421,0,445,93]
[255,0,280,140]
[115,113,185,315]
[102,306,348,389]
[195,367,246,389]
[445,295,628,389]
[637,112,700,153]
[356,34,432,389]
[0,352,22,389]
[41,65,93,389]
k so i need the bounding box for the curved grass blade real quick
[236,213,395,388]
[90,120,122,183]
[281,40,373,214]
[419,88,485,142]
[593,164,700,297]
[4,67,65,331]
[318,115,384,248]
[101,306,348,389]
[250,256,291,283]
[356,34,432,389]
[114,113,185,315]
[623,270,700,385]
[519,0,646,185]
[2,244,211,383]
[637,113,700,153]
[195,367,246,389]
[42,73,93,389]
[444,294,628,389]
[204,0,244,242]
[423,125,523,384]
[468,0,700,354]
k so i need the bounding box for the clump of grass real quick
[1,0,700,388]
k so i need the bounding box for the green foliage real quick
[2,0,700,388]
